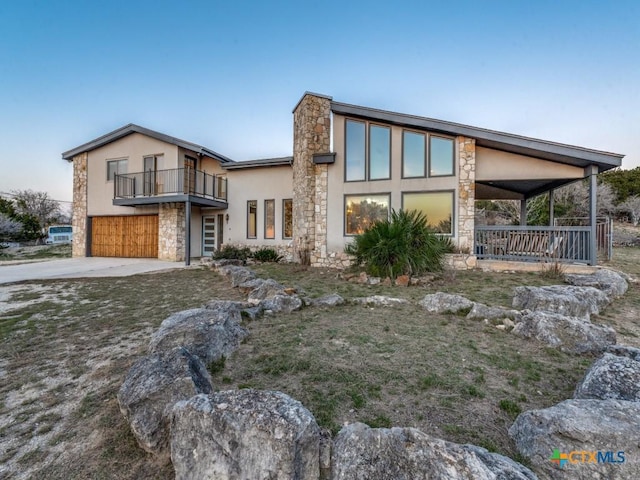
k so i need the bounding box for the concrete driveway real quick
[0,257,186,284]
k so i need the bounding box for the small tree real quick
[11,189,61,230]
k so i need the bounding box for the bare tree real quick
[0,213,21,240]
[618,195,640,226]
[11,190,61,229]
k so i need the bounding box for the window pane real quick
[264,200,275,239]
[345,120,365,181]
[430,137,454,176]
[283,199,293,238]
[403,131,425,177]
[345,194,390,235]
[402,191,454,234]
[369,125,390,179]
[107,161,116,181]
[247,200,257,238]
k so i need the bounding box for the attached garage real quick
[90,215,158,258]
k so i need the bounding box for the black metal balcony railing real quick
[114,168,227,202]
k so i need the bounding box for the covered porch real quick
[470,142,622,266]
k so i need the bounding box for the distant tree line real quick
[0,190,69,242]
[477,167,640,226]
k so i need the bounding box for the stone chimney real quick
[292,92,332,264]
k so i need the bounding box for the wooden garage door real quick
[91,215,158,258]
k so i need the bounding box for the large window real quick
[345,120,366,181]
[369,125,390,180]
[429,136,455,176]
[247,200,257,239]
[344,194,390,235]
[282,199,293,239]
[107,158,127,181]
[402,191,454,235]
[402,131,426,178]
[345,120,391,181]
[264,199,275,239]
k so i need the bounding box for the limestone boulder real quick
[512,285,610,320]
[247,278,287,304]
[466,302,523,323]
[218,265,256,287]
[418,292,474,314]
[170,390,321,480]
[332,422,537,480]
[565,269,629,298]
[310,293,345,307]
[352,295,410,307]
[509,399,640,479]
[260,294,303,314]
[117,347,212,458]
[512,311,616,354]
[607,344,640,361]
[237,278,266,294]
[574,353,640,401]
[210,258,244,269]
[149,308,248,364]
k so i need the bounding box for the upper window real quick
[402,191,454,235]
[282,199,293,239]
[344,194,390,235]
[402,131,426,178]
[107,159,127,181]
[247,200,257,239]
[345,120,391,181]
[429,136,455,176]
[264,199,275,239]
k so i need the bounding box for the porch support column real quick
[520,199,527,226]
[587,165,598,266]
[185,199,191,266]
[548,189,555,226]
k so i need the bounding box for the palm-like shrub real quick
[345,209,453,279]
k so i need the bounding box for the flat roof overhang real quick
[113,195,228,209]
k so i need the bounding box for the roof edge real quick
[61,124,235,164]
[330,101,624,168]
[222,156,293,170]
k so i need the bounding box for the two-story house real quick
[62,92,623,268]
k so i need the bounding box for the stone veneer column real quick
[457,137,476,252]
[158,203,185,261]
[292,93,331,265]
[72,152,88,257]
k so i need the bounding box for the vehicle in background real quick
[45,225,73,244]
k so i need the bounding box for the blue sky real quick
[0,0,638,203]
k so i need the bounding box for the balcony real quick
[113,168,228,208]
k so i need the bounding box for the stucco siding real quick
[476,146,584,181]
[87,133,179,216]
[224,165,293,247]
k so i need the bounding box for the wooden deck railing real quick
[474,225,592,263]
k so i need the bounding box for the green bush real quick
[252,247,282,263]
[213,245,251,261]
[344,209,453,279]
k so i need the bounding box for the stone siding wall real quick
[72,153,88,257]
[158,203,185,261]
[292,93,331,265]
[457,136,476,252]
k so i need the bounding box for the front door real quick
[202,216,217,257]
